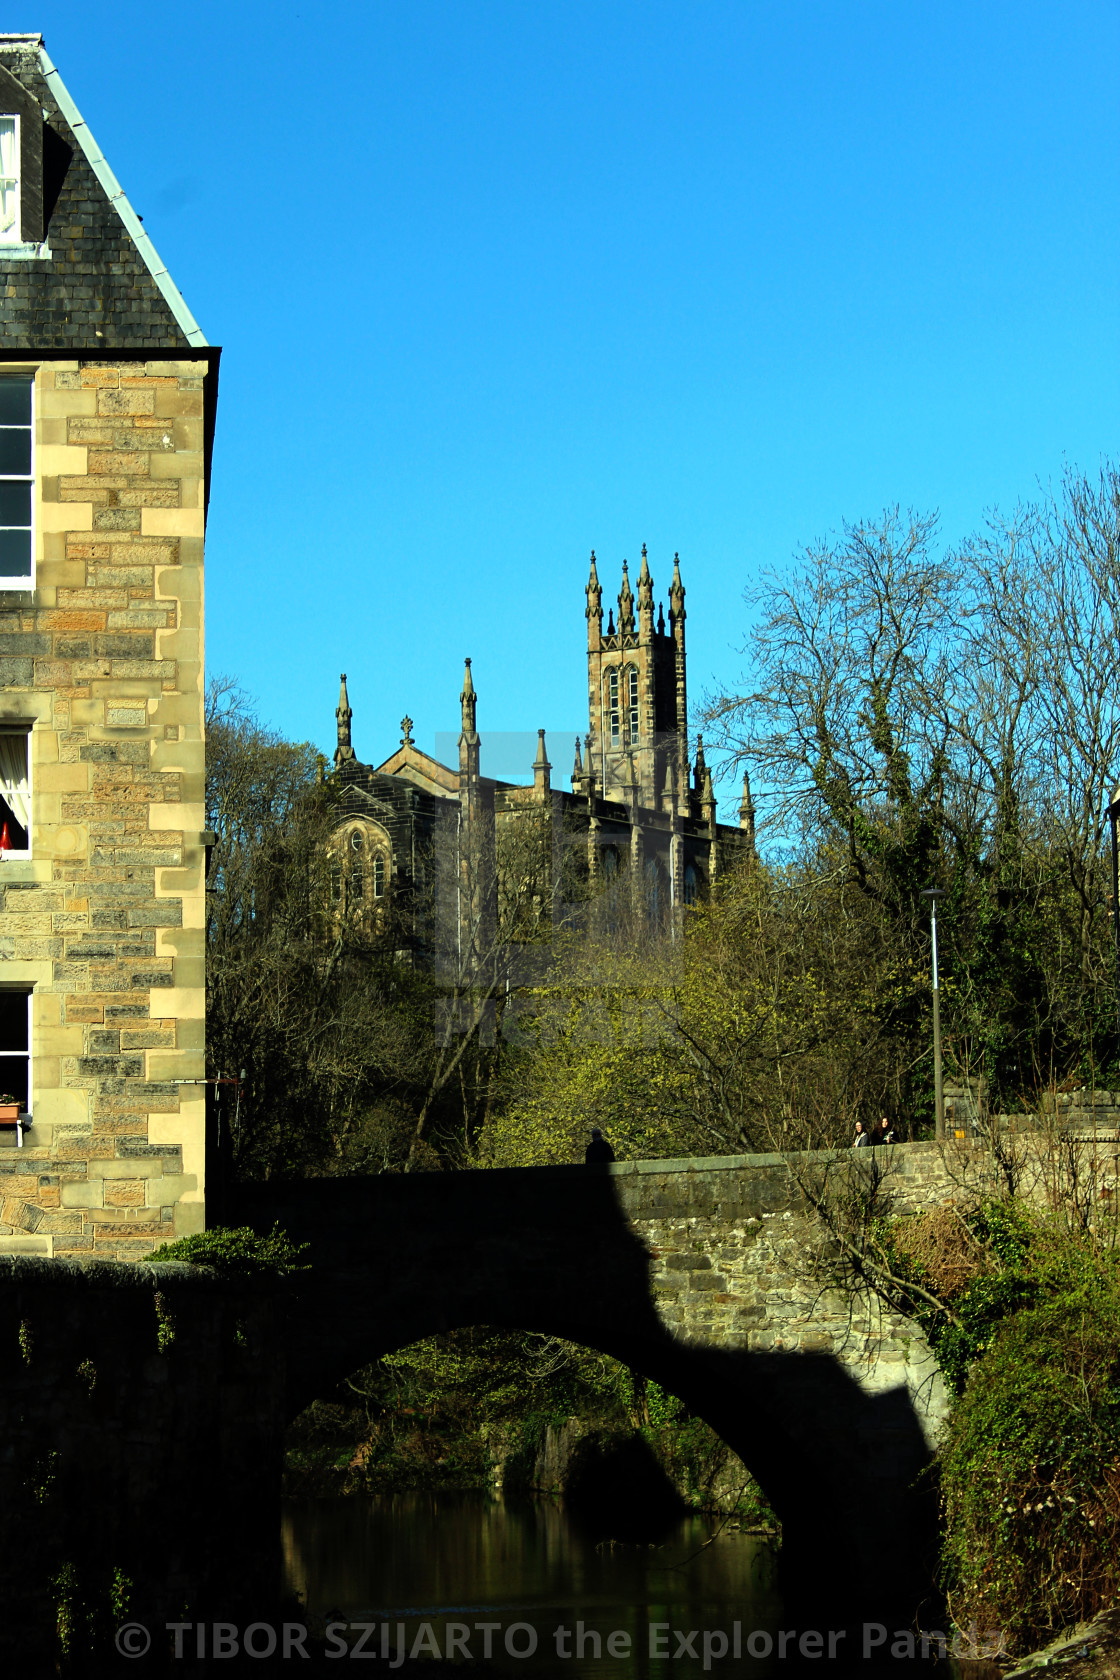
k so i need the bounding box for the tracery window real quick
[608,670,620,745]
[644,857,668,922]
[330,826,390,917]
[684,865,698,906]
[348,829,365,904]
[628,667,639,745]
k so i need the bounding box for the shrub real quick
[938,1270,1120,1652]
[148,1223,309,1277]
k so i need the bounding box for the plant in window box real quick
[0,1091,24,1123]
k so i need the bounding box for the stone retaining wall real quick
[0,1256,283,1660]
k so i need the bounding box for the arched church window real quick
[373,856,385,898]
[684,865,698,906]
[628,667,639,745]
[330,864,342,903]
[602,845,620,880]
[350,830,364,852]
[644,857,667,922]
[608,670,620,746]
[350,865,364,902]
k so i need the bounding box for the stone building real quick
[0,35,214,1257]
[327,550,754,964]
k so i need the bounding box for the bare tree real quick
[703,466,1120,1107]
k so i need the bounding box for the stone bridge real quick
[235,1142,955,1606]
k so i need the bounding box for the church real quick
[326,548,755,966]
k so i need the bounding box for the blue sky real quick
[30,1,1120,809]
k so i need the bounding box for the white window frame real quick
[0,723,31,858]
[608,670,620,746]
[0,114,20,247]
[0,372,34,591]
[628,666,639,745]
[0,987,32,1141]
[373,855,385,898]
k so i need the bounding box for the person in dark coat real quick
[585,1127,615,1164]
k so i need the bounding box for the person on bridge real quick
[852,1122,868,1147]
[585,1127,616,1164]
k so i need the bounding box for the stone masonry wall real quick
[609,1145,957,1449]
[0,1256,284,1661]
[0,357,207,1258]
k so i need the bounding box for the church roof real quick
[0,34,206,350]
[373,741,512,797]
[374,742,461,797]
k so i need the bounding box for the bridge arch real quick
[237,1147,951,1608]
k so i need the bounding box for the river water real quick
[283,1492,777,1676]
[281,1493,973,1676]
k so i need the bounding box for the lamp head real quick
[920,887,947,902]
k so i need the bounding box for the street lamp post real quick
[1109,783,1120,1059]
[922,888,947,1141]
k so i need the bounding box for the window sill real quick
[0,578,33,592]
[0,242,52,261]
[0,857,46,883]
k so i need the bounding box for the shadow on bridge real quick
[233,1163,940,1619]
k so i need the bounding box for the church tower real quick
[585,547,689,814]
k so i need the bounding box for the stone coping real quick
[0,1256,261,1287]
[235,1138,953,1196]
[599,1139,946,1177]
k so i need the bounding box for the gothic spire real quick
[694,732,707,794]
[585,550,602,621]
[533,728,551,797]
[618,559,635,636]
[637,543,654,617]
[460,658,477,737]
[701,761,715,820]
[572,734,583,782]
[739,767,756,838]
[334,672,355,766]
[669,551,686,627]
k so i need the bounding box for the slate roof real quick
[0,34,205,351]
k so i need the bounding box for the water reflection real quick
[283,1491,781,1678]
[282,1494,981,1676]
